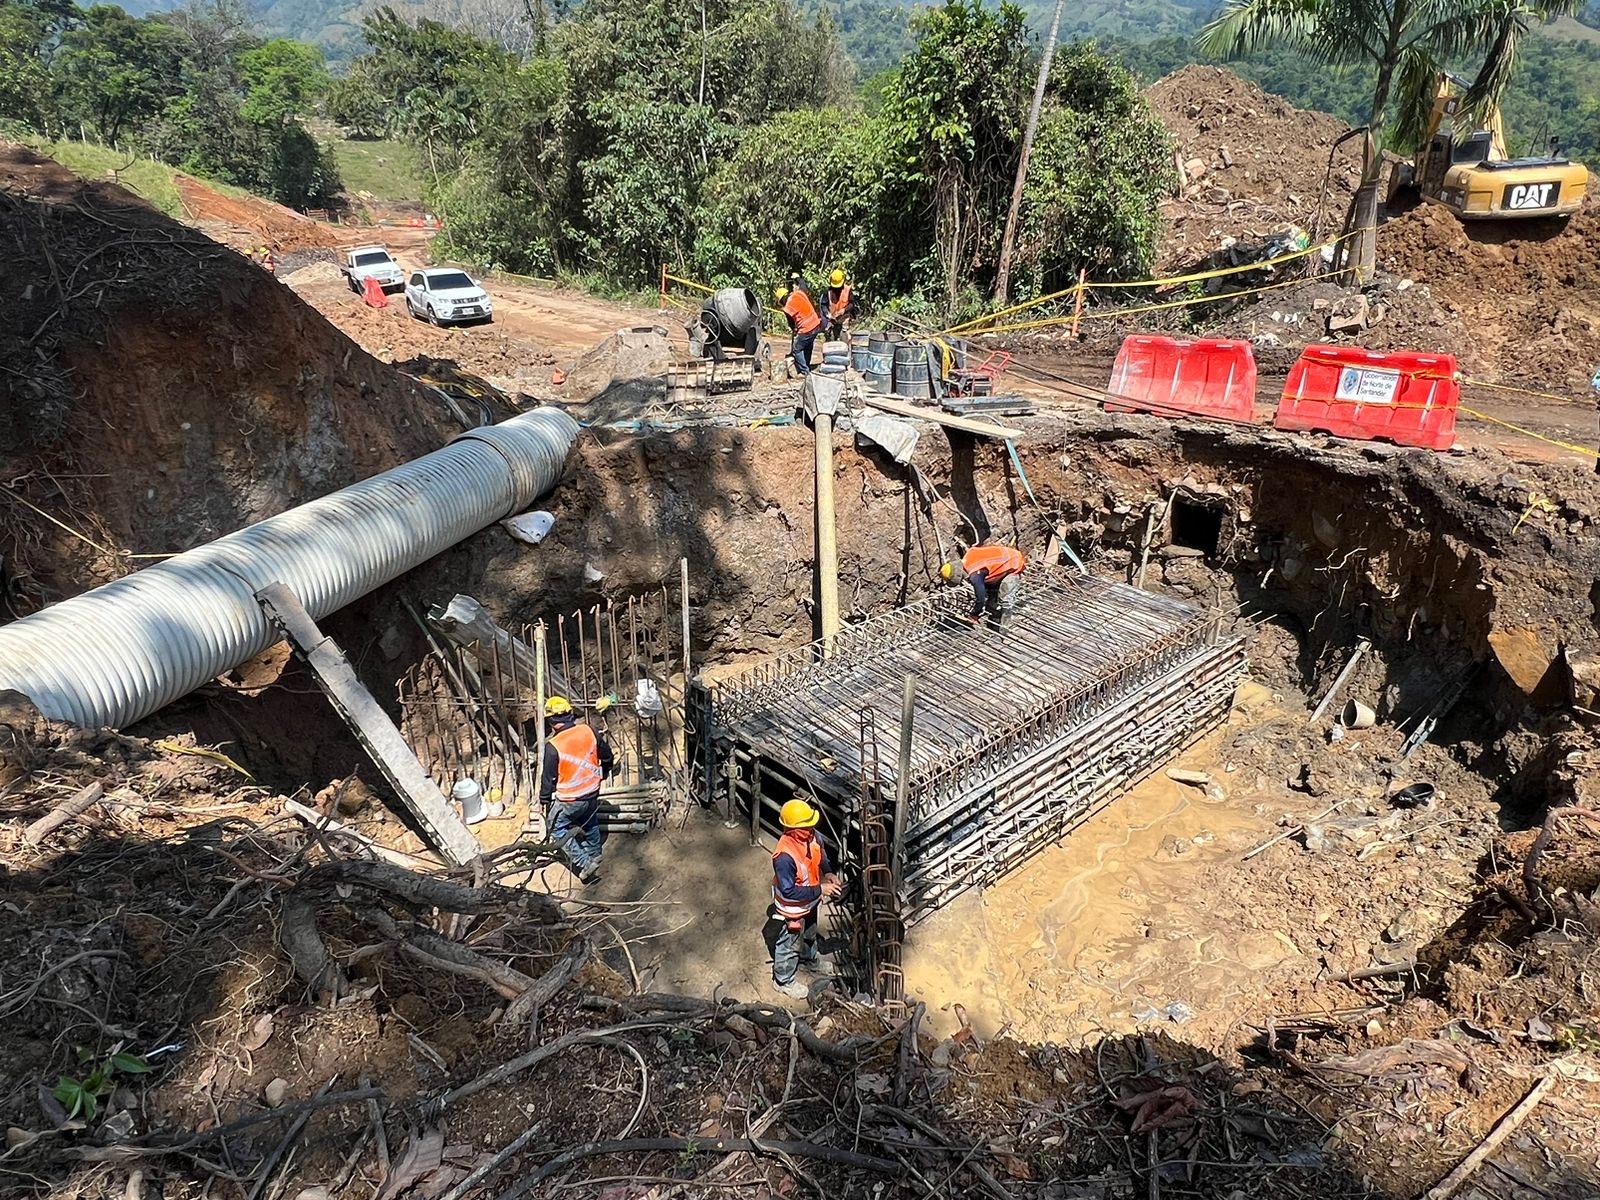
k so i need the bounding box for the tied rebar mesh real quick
[708,572,1247,924]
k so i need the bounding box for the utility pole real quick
[993,0,1067,306]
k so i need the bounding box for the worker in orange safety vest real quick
[941,544,1027,630]
[775,283,821,377]
[539,695,615,882]
[821,268,855,340]
[768,798,840,1000]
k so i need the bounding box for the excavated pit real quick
[105,407,1598,1042]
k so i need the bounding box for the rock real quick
[1183,157,1208,181]
[264,1078,289,1108]
[1219,145,1234,168]
[1301,824,1329,853]
[1165,768,1212,786]
[1326,294,1370,335]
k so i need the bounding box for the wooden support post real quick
[680,557,692,685]
[1069,267,1088,339]
[815,409,841,651]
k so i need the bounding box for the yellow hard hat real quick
[545,695,573,716]
[829,268,845,287]
[774,285,789,303]
[779,798,820,828]
[940,561,957,581]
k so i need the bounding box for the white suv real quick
[404,268,494,326]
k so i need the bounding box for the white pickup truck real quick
[340,245,405,293]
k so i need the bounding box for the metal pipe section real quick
[0,408,581,729]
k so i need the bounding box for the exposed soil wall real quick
[0,143,467,613]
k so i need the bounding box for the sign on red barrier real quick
[1274,346,1460,451]
[1105,336,1257,423]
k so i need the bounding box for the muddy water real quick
[904,681,1302,1043]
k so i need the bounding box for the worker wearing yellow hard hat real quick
[768,797,840,1000]
[539,694,614,882]
[942,544,1027,630]
[822,268,855,341]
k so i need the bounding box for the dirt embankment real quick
[1147,66,1364,269]
[1378,202,1600,393]
[0,143,463,614]
[174,172,345,254]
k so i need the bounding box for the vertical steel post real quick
[892,673,916,895]
[533,621,548,812]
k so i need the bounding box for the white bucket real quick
[452,778,502,824]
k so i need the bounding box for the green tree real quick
[0,1,60,134]
[56,4,185,145]
[239,37,326,128]
[879,0,1033,307]
[1200,0,1584,276]
[324,65,385,137]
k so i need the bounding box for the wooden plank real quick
[256,582,482,866]
[859,395,1025,441]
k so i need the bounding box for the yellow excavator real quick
[1389,72,1588,219]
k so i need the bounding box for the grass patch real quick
[32,140,183,217]
[330,138,423,203]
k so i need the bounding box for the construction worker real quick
[941,544,1027,630]
[775,284,822,377]
[260,246,276,274]
[769,798,841,999]
[539,695,614,882]
[821,268,855,340]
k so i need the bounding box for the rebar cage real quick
[705,573,1248,935]
[397,581,693,835]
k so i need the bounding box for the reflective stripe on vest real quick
[784,291,822,335]
[771,830,824,919]
[828,284,852,318]
[552,722,602,802]
[963,544,1025,582]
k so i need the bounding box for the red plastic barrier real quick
[1105,336,1257,423]
[1274,346,1459,451]
[361,275,389,309]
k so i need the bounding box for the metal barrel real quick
[864,371,894,393]
[893,341,932,399]
[850,331,872,370]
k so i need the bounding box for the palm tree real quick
[1198,0,1581,278]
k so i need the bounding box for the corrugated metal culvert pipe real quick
[0,407,581,729]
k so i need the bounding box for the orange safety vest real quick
[963,544,1026,582]
[827,284,852,319]
[771,830,824,919]
[551,722,603,802]
[784,290,822,335]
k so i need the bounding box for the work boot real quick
[578,860,601,884]
[773,979,810,1000]
[797,954,828,975]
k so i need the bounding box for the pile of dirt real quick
[1378,202,1600,393]
[174,172,343,253]
[1147,66,1364,270]
[0,143,460,612]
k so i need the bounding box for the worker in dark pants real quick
[540,695,614,882]
[941,544,1027,630]
[776,284,822,377]
[767,798,840,1000]
[821,268,856,341]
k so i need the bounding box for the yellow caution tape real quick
[153,739,255,779]
[949,228,1368,335]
